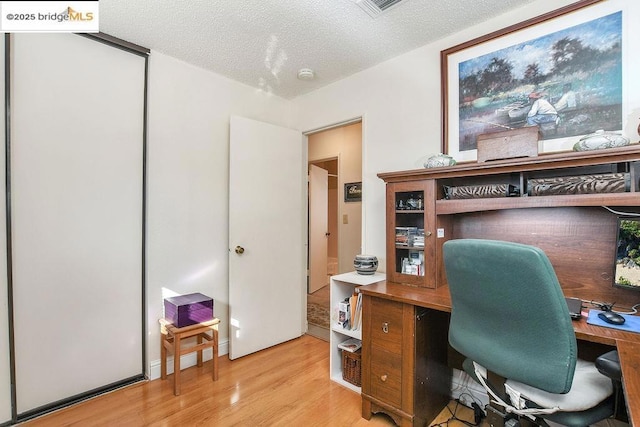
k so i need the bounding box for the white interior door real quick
[309,165,328,294]
[229,116,306,360]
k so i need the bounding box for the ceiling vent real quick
[352,0,406,18]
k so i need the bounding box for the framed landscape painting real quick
[441,0,627,162]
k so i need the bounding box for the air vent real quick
[352,0,406,18]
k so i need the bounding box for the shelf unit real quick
[377,144,640,306]
[329,271,386,392]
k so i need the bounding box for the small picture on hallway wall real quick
[441,0,626,162]
[344,182,362,202]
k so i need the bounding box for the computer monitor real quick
[613,217,640,291]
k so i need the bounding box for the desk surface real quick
[359,281,640,426]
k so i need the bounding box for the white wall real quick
[293,0,640,271]
[145,52,294,374]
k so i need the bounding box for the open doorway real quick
[306,121,362,340]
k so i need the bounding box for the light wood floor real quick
[22,334,474,426]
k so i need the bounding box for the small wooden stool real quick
[159,318,220,396]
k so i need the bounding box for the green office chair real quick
[443,239,614,427]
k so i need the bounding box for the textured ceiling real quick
[99,0,535,99]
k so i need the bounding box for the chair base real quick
[486,406,542,427]
[486,404,510,427]
[461,358,615,427]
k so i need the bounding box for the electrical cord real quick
[458,391,484,410]
[584,300,640,314]
[601,206,640,217]
[429,397,484,427]
[612,303,640,315]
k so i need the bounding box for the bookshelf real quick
[329,271,385,392]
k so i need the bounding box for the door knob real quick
[235,246,245,254]
[382,322,389,333]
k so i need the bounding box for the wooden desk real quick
[159,318,220,396]
[618,340,640,425]
[359,281,640,426]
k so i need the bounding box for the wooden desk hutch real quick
[360,145,640,426]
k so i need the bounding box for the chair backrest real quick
[443,239,577,394]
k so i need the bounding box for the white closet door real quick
[0,38,10,425]
[10,34,145,414]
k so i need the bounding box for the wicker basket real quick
[341,349,362,387]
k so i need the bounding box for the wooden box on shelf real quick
[477,126,539,162]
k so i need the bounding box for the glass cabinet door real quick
[385,180,435,287]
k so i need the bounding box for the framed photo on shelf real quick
[441,0,628,162]
[344,182,362,202]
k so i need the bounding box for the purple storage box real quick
[164,293,214,328]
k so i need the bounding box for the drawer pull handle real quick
[381,374,387,382]
[382,322,389,333]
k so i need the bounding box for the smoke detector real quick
[297,68,315,81]
[351,0,407,18]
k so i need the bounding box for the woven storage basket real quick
[341,349,362,387]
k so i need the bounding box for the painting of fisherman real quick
[448,8,622,160]
[526,92,558,126]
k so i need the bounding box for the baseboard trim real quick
[306,324,329,341]
[149,338,229,380]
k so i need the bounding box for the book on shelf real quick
[349,293,357,328]
[336,293,364,331]
[352,292,362,330]
[338,299,350,329]
[337,337,361,353]
[348,292,363,331]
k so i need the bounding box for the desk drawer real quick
[369,298,403,355]
[369,345,402,407]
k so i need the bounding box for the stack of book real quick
[395,226,417,246]
[337,292,363,331]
